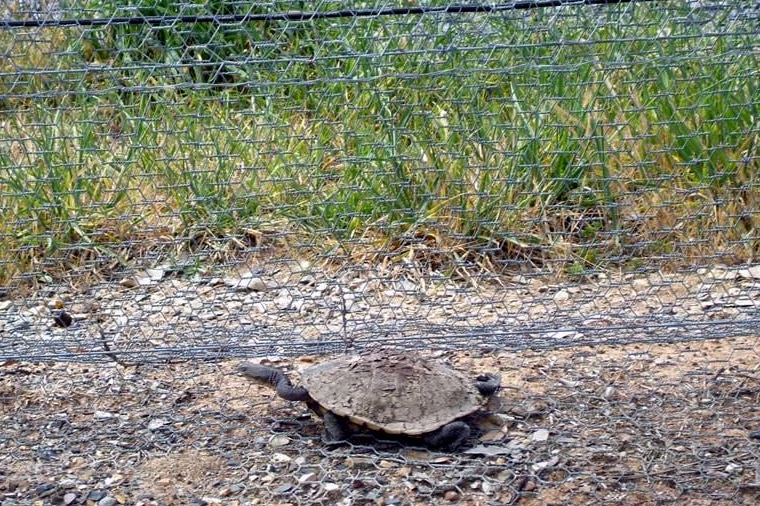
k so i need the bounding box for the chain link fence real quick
[2,0,760,504]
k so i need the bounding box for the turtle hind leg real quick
[424,421,471,451]
[322,411,350,443]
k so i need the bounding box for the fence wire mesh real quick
[2,0,760,504]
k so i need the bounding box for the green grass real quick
[1,1,758,285]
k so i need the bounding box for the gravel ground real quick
[2,337,760,505]
[3,263,760,362]
[2,264,760,504]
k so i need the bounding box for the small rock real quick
[396,466,412,478]
[631,278,649,292]
[444,490,460,502]
[224,276,268,292]
[120,268,165,287]
[725,462,742,474]
[480,429,507,442]
[344,456,375,469]
[88,490,107,501]
[546,330,582,340]
[531,429,550,442]
[300,275,316,286]
[271,453,292,463]
[482,480,499,495]
[147,418,169,431]
[738,266,760,279]
[531,456,560,472]
[269,436,291,448]
[98,496,118,506]
[47,299,65,309]
[63,493,77,505]
[553,290,570,302]
[322,482,340,492]
[274,483,294,495]
[274,295,293,309]
[104,475,123,487]
[463,445,514,456]
[94,411,114,420]
[35,483,56,497]
[298,472,317,483]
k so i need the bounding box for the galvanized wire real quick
[1,1,760,504]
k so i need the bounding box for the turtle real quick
[237,352,500,450]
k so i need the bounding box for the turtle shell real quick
[300,352,488,435]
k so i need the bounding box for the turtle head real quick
[238,362,311,402]
[474,373,501,397]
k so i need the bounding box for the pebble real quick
[147,418,169,431]
[274,294,293,309]
[274,483,294,495]
[35,483,56,497]
[322,482,340,492]
[531,456,560,472]
[481,480,499,495]
[88,490,107,501]
[97,496,118,506]
[298,472,317,483]
[224,276,268,292]
[738,266,760,279]
[480,429,507,442]
[63,493,77,505]
[444,490,460,502]
[271,452,292,463]
[725,462,742,474]
[344,456,375,469]
[269,435,291,448]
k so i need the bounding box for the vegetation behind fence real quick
[1,1,758,291]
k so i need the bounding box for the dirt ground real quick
[2,335,760,506]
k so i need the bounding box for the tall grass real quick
[1,1,758,285]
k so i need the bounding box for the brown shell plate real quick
[300,352,487,435]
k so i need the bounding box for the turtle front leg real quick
[424,421,471,451]
[322,412,349,442]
